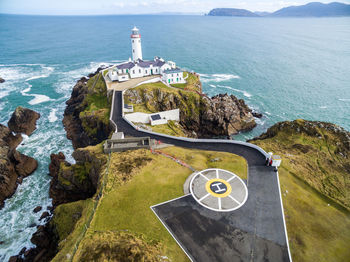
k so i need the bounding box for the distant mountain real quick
[271,2,350,17]
[208,2,350,17]
[208,8,259,17]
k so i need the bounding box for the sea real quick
[0,14,349,260]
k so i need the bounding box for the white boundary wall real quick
[125,109,180,125]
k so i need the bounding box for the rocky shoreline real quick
[0,107,39,209]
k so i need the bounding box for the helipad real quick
[189,168,248,212]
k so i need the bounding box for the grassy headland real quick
[251,119,350,262]
[51,146,247,261]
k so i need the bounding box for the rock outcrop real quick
[125,86,256,137]
[8,106,40,136]
[0,77,5,83]
[63,67,114,149]
[49,145,107,207]
[0,122,38,208]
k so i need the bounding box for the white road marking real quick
[200,172,209,181]
[218,197,222,210]
[226,176,236,182]
[199,193,210,202]
[228,194,241,205]
[216,169,219,179]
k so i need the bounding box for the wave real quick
[200,73,240,83]
[338,98,350,102]
[319,106,327,109]
[25,74,49,81]
[209,84,216,88]
[217,85,252,98]
[48,109,58,122]
[25,66,54,81]
[28,94,52,105]
[0,64,54,82]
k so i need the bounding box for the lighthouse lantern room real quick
[131,26,142,61]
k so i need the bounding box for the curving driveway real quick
[111,90,291,262]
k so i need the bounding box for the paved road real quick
[111,90,291,262]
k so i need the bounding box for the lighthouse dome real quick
[131,27,140,36]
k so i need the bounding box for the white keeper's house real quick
[108,27,186,85]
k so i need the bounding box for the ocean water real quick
[0,14,349,259]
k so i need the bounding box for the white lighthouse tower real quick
[131,26,142,61]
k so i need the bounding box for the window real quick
[145,70,147,74]
[133,49,135,53]
[133,70,135,74]
[132,40,134,43]
[126,69,129,73]
[138,40,140,43]
[139,69,141,73]
[177,73,179,76]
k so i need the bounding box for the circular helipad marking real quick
[206,178,232,198]
[189,168,248,212]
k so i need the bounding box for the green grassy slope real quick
[251,119,350,262]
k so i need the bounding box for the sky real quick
[0,0,349,15]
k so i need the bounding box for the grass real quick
[144,120,187,137]
[69,147,247,261]
[278,167,350,262]
[251,126,350,262]
[78,73,112,138]
[51,199,95,262]
[171,72,201,93]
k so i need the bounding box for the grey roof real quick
[115,58,166,70]
[163,68,183,74]
[116,62,135,70]
[137,59,166,68]
[137,60,154,68]
[151,114,161,121]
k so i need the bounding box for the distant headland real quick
[208,2,350,17]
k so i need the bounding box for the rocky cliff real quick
[49,144,107,207]
[125,84,256,137]
[63,67,114,149]
[0,107,39,209]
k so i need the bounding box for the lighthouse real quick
[131,26,142,61]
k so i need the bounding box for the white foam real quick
[25,74,49,81]
[338,98,350,102]
[320,106,327,109]
[200,73,240,83]
[217,85,252,98]
[28,94,52,105]
[265,111,271,115]
[209,84,216,88]
[48,109,58,122]
[25,66,54,81]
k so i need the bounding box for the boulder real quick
[8,106,40,136]
[0,77,5,83]
[39,211,50,221]
[33,206,42,213]
[0,114,38,208]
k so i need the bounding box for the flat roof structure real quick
[150,114,161,121]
